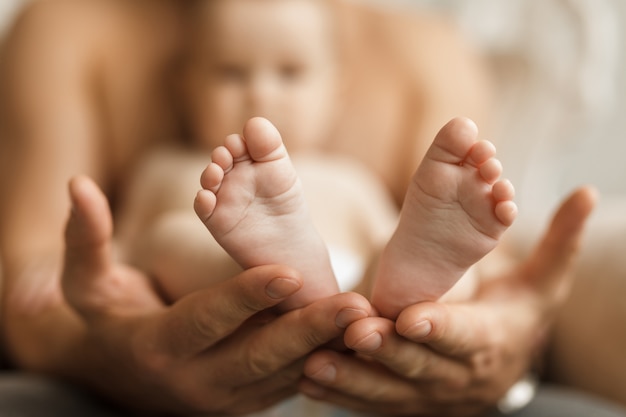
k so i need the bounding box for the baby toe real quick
[495,200,518,227]
[200,162,225,193]
[467,140,496,167]
[478,158,502,184]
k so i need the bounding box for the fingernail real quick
[403,320,432,340]
[352,331,382,353]
[335,308,368,328]
[265,277,301,299]
[309,363,337,383]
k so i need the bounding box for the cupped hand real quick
[62,176,372,415]
[300,187,597,416]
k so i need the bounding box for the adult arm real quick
[0,0,110,368]
[300,187,597,416]
[0,0,179,371]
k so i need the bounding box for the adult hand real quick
[300,187,597,416]
[62,176,372,415]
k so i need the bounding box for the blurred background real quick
[2,1,624,409]
[2,0,625,226]
[411,0,626,224]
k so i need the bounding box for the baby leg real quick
[194,117,339,311]
[372,117,517,319]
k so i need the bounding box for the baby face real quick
[186,0,340,151]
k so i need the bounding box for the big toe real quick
[243,117,286,162]
[430,117,480,162]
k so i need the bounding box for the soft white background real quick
[3,0,625,225]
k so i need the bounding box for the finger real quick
[145,265,304,358]
[214,292,371,383]
[62,175,115,315]
[63,176,165,321]
[301,353,485,417]
[302,349,420,404]
[299,350,421,413]
[345,316,472,383]
[523,186,597,302]
[395,301,500,357]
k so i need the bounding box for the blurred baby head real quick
[183,0,342,151]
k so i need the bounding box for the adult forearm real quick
[1,255,86,374]
[3,294,84,374]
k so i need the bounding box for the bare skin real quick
[0,0,617,414]
[195,116,516,317]
[303,187,598,416]
[59,175,372,415]
[195,117,338,311]
[0,0,186,373]
[64,176,597,417]
[372,117,517,318]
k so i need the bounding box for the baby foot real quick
[372,117,517,319]
[194,117,339,311]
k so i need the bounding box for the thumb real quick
[62,175,115,314]
[523,186,597,303]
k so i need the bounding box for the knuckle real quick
[233,277,272,312]
[189,304,224,342]
[237,296,270,318]
[403,355,432,380]
[299,328,331,350]
[294,308,335,348]
[244,342,277,378]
